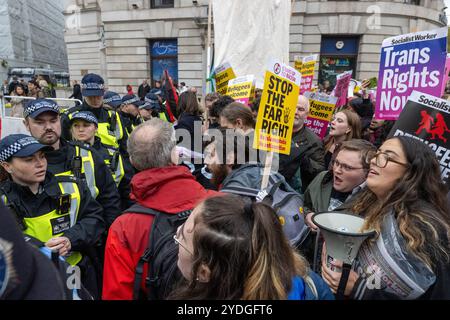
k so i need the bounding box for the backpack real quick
[221,174,310,248]
[123,203,192,300]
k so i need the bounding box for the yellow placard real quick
[301,60,316,77]
[226,75,255,106]
[294,55,303,73]
[253,60,301,155]
[308,99,335,121]
[215,63,236,95]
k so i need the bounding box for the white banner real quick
[212,0,291,88]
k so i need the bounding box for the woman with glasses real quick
[321,136,450,299]
[323,109,362,169]
[169,194,335,300]
[301,139,376,267]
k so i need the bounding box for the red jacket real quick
[102,166,218,300]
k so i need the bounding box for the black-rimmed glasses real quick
[366,151,409,168]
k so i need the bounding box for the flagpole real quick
[206,0,212,94]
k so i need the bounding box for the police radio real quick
[58,194,71,215]
[109,112,117,133]
[71,156,82,178]
[110,151,120,171]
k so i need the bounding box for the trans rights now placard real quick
[375,28,447,120]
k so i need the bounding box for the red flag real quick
[162,69,178,122]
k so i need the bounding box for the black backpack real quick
[123,203,191,300]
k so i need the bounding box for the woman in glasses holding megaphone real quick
[321,136,450,300]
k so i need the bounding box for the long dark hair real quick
[169,194,308,299]
[352,136,450,268]
[177,91,201,117]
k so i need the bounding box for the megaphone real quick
[312,211,376,299]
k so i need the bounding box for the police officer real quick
[23,99,122,229]
[142,92,170,122]
[119,94,144,135]
[103,91,123,111]
[0,134,104,296]
[70,111,133,210]
[60,74,129,158]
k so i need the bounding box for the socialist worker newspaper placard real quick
[376,28,447,120]
[387,90,450,184]
[253,59,301,155]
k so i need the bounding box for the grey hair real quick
[127,118,177,171]
[297,95,310,113]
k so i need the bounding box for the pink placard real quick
[440,56,450,97]
[304,117,329,139]
[332,71,352,108]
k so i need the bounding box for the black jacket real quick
[175,112,203,153]
[61,101,130,157]
[0,203,67,300]
[137,84,150,100]
[280,126,325,193]
[69,84,82,101]
[92,136,134,210]
[0,173,104,251]
[351,203,450,300]
[44,139,122,228]
[119,111,144,136]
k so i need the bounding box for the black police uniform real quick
[0,203,66,300]
[44,139,122,228]
[0,173,105,298]
[61,101,130,158]
[119,111,145,136]
[91,136,134,210]
[0,173,104,254]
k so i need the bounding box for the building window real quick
[318,36,360,91]
[150,39,178,86]
[406,0,421,5]
[151,0,174,9]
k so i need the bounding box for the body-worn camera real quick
[58,194,71,215]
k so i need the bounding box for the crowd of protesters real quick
[0,69,449,301]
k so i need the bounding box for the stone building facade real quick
[0,0,69,81]
[63,0,447,94]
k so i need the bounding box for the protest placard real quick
[332,70,353,108]
[304,92,338,139]
[214,62,236,95]
[388,90,450,184]
[294,55,303,73]
[226,75,255,106]
[348,79,362,98]
[253,59,301,156]
[376,28,448,120]
[300,54,318,94]
[440,54,450,97]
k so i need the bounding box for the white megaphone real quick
[312,212,376,298]
[312,212,375,270]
